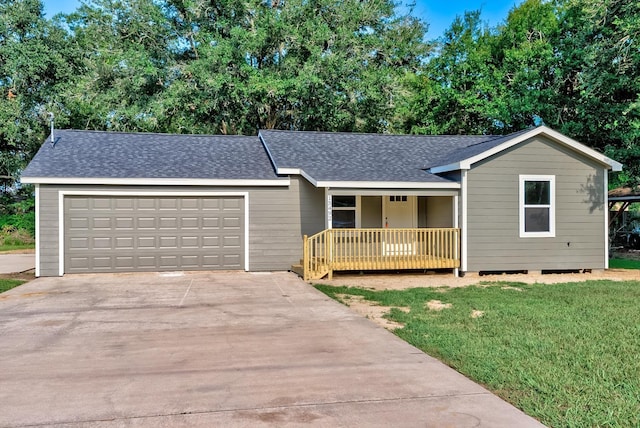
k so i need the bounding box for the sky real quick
[42,0,521,39]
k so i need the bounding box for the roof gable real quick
[428,126,622,173]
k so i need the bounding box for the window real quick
[332,196,356,228]
[389,196,407,202]
[520,175,555,237]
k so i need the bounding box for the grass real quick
[609,258,640,269]
[0,243,35,253]
[0,278,26,293]
[316,281,640,427]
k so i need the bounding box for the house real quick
[21,126,622,279]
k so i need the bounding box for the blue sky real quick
[42,0,521,39]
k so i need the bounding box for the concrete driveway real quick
[0,271,543,427]
[0,252,35,274]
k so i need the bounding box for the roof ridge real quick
[260,129,498,138]
[57,129,258,138]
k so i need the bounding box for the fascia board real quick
[20,177,290,186]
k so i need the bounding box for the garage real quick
[64,195,245,273]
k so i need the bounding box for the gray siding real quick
[299,178,325,236]
[466,136,606,271]
[37,177,322,276]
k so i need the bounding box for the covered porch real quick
[299,190,461,281]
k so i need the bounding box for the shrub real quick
[0,225,34,246]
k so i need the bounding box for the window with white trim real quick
[332,195,356,228]
[520,175,555,237]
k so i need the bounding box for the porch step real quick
[290,264,304,278]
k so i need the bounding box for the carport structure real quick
[609,186,640,225]
[608,186,640,248]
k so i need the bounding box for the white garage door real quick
[64,196,245,273]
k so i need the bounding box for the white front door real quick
[383,196,417,228]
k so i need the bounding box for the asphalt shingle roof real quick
[259,129,516,183]
[22,130,281,180]
[23,127,541,184]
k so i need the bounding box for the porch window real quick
[520,175,555,237]
[332,196,356,228]
[389,196,407,202]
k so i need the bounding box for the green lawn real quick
[0,279,26,293]
[316,281,640,427]
[609,258,640,269]
[0,243,35,253]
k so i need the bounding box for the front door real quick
[383,195,417,228]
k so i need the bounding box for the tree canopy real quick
[0,0,638,195]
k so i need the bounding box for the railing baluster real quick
[302,227,460,280]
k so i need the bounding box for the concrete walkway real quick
[0,253,35,274]
[0,271,544,427]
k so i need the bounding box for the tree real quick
[554,0,640,186]
[399,10,499,135]
[0,0,77,194]
[491,0,560,131]
[62,0,430,134]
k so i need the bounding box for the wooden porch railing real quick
[302,228,460,281]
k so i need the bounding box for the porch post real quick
[460,170,468,276]
[325,188,332,229]
[453,194,459,277]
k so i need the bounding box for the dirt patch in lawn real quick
[426,300,452,311]
[0,269,35,282]
[320,269,640,291]
[336,294,409,330]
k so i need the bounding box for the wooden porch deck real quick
[301,228,460,281]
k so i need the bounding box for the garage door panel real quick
[223,235,241,247]
[138,256,156,267]
[202,217,220,228]
[180,255,199,267]
[223,254,241,267]
[138,236,156,248]
[137,217,156,229]
[159,217,178,229]
[115,256,135,269]
[115,198,134,210]
[223,217,241,228]
[202,255,220,267]
[69,237,89,250]
[181,199,199,210]
[159,236,177,248]
[159,198,178,210]
[202,199,221,210]
[115,237,134,249]
[136,198,156,211]
[65,196,244,273]
[92,217,111,229]
[181,217,198,228]
[223,198,242,210]
[202,236,220,248]
[159,256,178,268]
[93,237,112,249]
[69,217,89,229]
[93,257,112,269]
[92,198,111,210]
[116,217,134,229]
[69,198,90,210]
[181,236,199,248]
